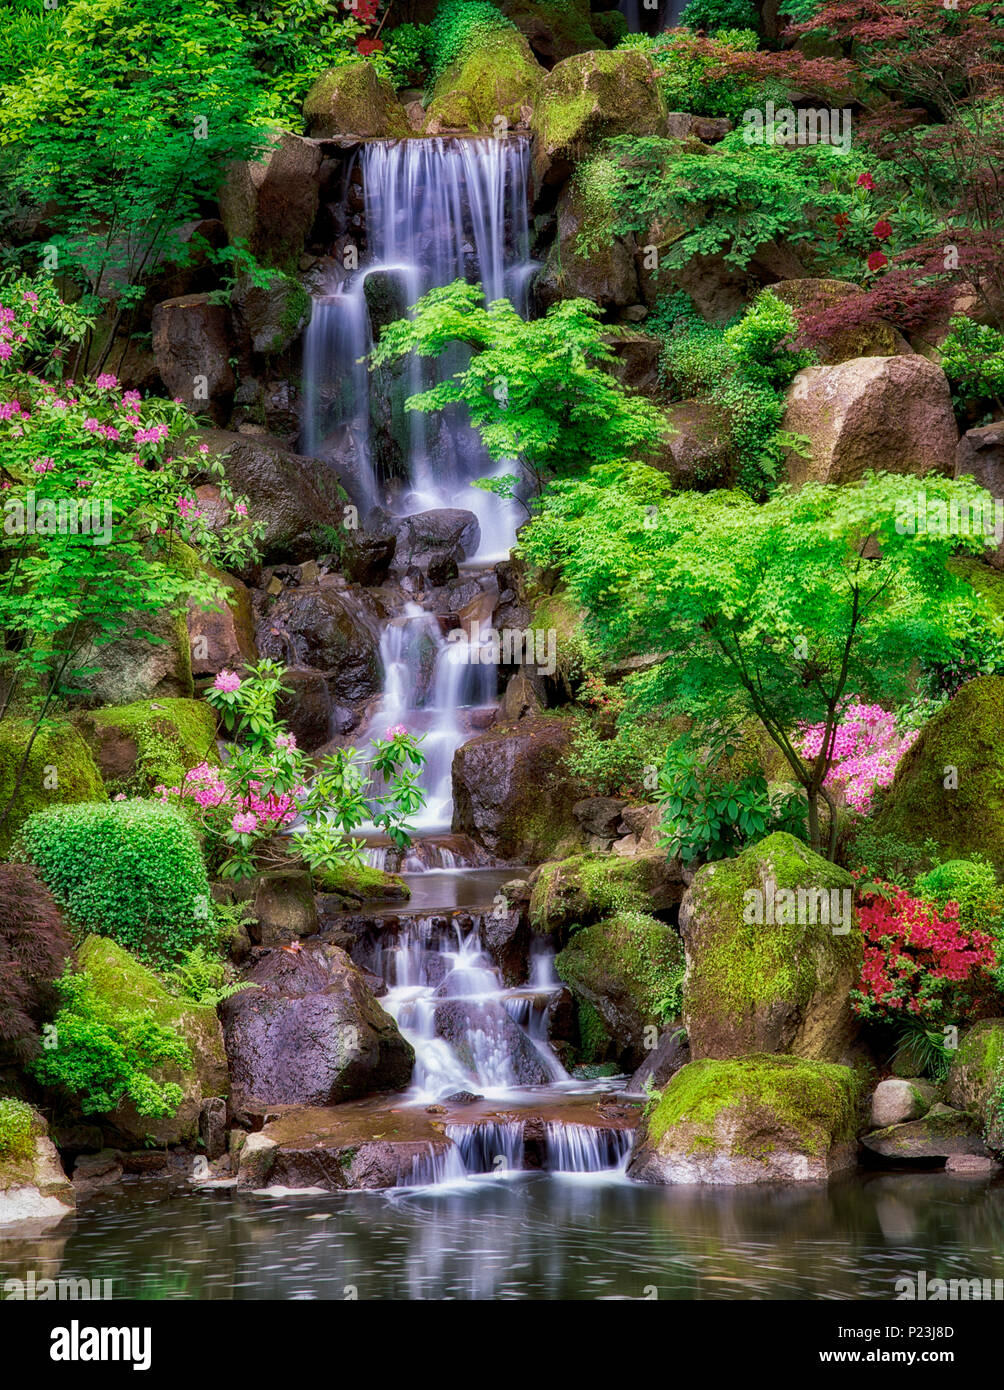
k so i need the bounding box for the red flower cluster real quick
[357,37,383,53]
[852,875,995,1024]
[347,0,379,22]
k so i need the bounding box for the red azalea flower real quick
[867,250,888,272]
[872,218,893,241]
[833,212,849,240]
[357,37,383,53]
[857,172,876,190]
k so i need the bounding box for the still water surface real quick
[4,1171,1004,1300]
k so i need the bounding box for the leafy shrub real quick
[845,826,938,886]
[163,943,252,1008]
[565,707,682,799]
[915,856,1004,992]
[851,875,995,1027]
[656,289,814,493]
[915,598,1004,701]
[658,728,806,864]
[386,21,433,88]
[0,1096,38,1162]
[17,800,212,963]
[429,1,517,80]
[0,864,73,1064]
[30,967,190,1118]
[939,316,1004,411]
[617,28,773,123]
[680,0,760,33]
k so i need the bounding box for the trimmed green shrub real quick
[30,967,190,1118]
[16,799,211,963]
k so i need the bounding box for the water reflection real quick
[3,1172,1004,1301]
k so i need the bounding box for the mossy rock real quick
[771,278,910,365]
[945,1018,1004,1114]
[0,1101,75,1226]
[555,910,685,1068]
[861,1103,989,1162]
[76,935,228,1147]
[425,27,544,133]
[75,697,217,797]
[531,48,668,183]
[303,61,409,138]
[947,556,1004,626]
[312,861,411,908]
[627,1054,864,1184]
[0,720,106,858]
[680,832,861,1062]
[870,675,1004,869]
[503,0,608,63]
[536,165,639,309]
[529,850,683,935]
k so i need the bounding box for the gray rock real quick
[870,1078,938,1129]
[249,870,319,947]
[861,1106,990,1163]
[256,586,382,704]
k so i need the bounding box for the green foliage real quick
[939,315,1004,411]
[162,943,252,1008]
[17,799,212,963]
[565,710,681,798]
[370,280,666,498]
[914,594,1004,701]
[429,1,517,80]
[680,0,760,32]
[522,467,999,857]
[30,966,190,1117]
[915,855,1004,990]
[658,727,806,864]
[845,826,939,885]
[655,289,814,494]
[0,1096,38,1162]
[617,28,773,123]
[386,22,433,89]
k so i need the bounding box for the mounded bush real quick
[17,799,211,963]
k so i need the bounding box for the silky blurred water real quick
[4,1171,1004,1301]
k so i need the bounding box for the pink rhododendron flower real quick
[95,373,118,388]
[231,812,258,834]
[214,669,242,693]
[797,702,919,815]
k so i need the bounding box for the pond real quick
[5,1170,1004,1301]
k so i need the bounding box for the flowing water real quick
[8,1172,1004,1300]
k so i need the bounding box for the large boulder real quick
[231,269,311,357]
[505,0,610,64]
[770,278,912,365]
[0,720,106,858]
[187,566,257,678]
[78,608,193,706]
[219,131,322,270]
[255,585,382,705]
[303,61,409,138]
[433,998,553,1085]
[247,869,320,948]
[451,716,586,861]
[75,697,218,796]
[531,49,667,186]
[425,28,543,133]
[194,430,349,564]
[151,294,235,422]
[871,676,1004,867]
[945,1018,1004,1113]
[219,944,415,1106]
[393,509,481,570]
[679,832,861,1062]
[529,850,684,936]
[555,910,685,1070]
[861,1103,990,1164]
[955,422,1004,570]
[76,935,228,1147]
[625,1026,690,1098]
[627,1055,863,1184]
[0,1103,75,1230]
[536,174,639,309]
[782,355,958,486]
[651,399,734,489]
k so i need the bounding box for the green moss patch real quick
[76,697,217,797]
[0,719,107,858]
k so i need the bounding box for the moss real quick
[948,556,1004,625]
[556,910,685,1026]
[684,831,857,1025]
[946,1018,1004,1112]
[0,719,106,858]
[0,1097,39,1163]
[871,674,1004,869]
[78,697,218,797]
[576,998,612,1063]
[303,60,409,138]
[312,861,410,903]
[530,851,672,933]
[425,27,543,132]
[647,1054,863,1158]
[532,47,667,167]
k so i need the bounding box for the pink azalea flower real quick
[214,669,242,693]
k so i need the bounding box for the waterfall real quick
[300,136,533,557]
[544,1124,634,1174]
[444,1121,525,1174]
[368,914,569,1101]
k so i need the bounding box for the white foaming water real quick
[544,1124,634,1174]
[300,136,532,559]
[370,915,568,1102]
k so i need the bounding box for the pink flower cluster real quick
[157,762,304,831]
[797,702,919,815]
